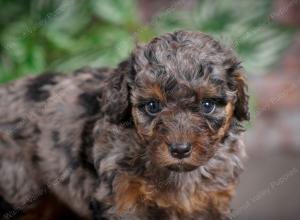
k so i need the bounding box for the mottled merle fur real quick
[0,31,249,220]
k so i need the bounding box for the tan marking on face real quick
[197,84,219,99]
[217,102,234,137]
[132,108,155,140]
[144,83,166,103]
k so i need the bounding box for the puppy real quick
[0,31,249,220]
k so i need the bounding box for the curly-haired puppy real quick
[0,31,249,220]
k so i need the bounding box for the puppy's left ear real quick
[228,64,250,121]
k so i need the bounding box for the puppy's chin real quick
[166,163,198,172]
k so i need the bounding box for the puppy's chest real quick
[113,174,230,218]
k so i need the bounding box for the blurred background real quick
[0,0,299,219]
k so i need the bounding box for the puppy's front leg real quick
[91,119,142,220]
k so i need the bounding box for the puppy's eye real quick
[200,100,216,114]
[144,100,162,116]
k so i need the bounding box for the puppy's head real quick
[127,31,249,172]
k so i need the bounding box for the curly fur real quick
[0,31,249,220]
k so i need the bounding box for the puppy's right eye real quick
[144,100,162,116]
[200,100,216,114]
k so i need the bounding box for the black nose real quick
[168,143,192,159]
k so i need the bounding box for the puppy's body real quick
[0,31,248,220]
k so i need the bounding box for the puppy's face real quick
[129,31,249,172]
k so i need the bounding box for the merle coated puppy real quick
[0,31,249,220]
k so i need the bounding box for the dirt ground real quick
[232,154,300,220]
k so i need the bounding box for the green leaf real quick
[90,0,137,26]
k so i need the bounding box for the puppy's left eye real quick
[144,100,162,116]
[200,100,216,114]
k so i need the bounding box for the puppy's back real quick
[0,67,112,216]
[0,67,113,137]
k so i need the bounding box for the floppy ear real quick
[101,43,148,123]
[100,57,135,123]
[228,65,250,121]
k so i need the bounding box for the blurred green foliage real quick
[0,0,295,84]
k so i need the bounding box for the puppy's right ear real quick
[100,57,135,123]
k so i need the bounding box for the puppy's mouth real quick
[166,163,198,172]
